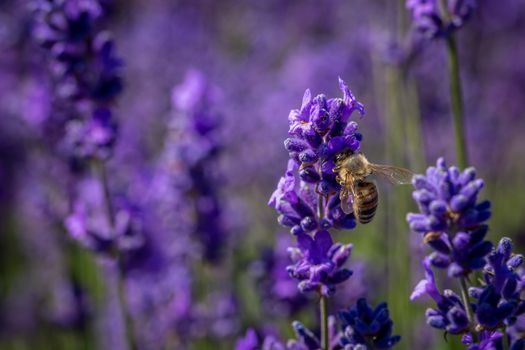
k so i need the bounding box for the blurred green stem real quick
[459,277,478,343]
[318,191,329,350]
[502,328,509,350]
[95,160,137,350]
[445,34,468,169]
[320,294,329,350]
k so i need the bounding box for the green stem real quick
[459,277,478,343]
[320,294,329,350]
[445,34,468,169]
[501,328,509,350]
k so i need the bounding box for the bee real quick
[333,152,414,224]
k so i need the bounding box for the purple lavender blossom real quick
[235,328,259,350]
[462,331,502,350]
[406,0,476,38]
[338,298,401,349]
[407,158,492,277]
[31,0,123,160]
[270,78,364,236]
[286,78,363,197]
[167,69,228,262]
[287,230,352,296]
[235,317,340,350]
[64,177,144,258]
[411,258,469,334]
[507,314,525,350]
[251,234,310,317]
[269,78,364,298]
[468,238,525,329]
[253,234,366,318]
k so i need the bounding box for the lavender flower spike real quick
[271,78,364,234]
[407,158,492,277]
[406,0,476,38]
[338,298,401,349]
[287,230,353,296]
[469,237,525,329]
[411,258,469,334]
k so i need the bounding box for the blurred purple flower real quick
[406,0,476,38]
[166,69,228,262]
[31,0,123,160]
[64,177,144,257]
[235,328,259,350]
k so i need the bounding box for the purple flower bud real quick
[300,216,317,232]
[298,149,318,164]
[507,255,523,270]
[299,166,321,183]
[284,138,310,153]
[429,200,448,215]
[497,237,513,259]
[429,253,451,268]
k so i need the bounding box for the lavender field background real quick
[1,1,525,350]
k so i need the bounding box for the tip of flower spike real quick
[301,89,312,110]
[338,76,365,118]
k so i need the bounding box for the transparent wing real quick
[339,186,354,214]
[339,172,355,214]
[368,163,414,185]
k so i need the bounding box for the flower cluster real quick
[234,320,328,350]
[407,158,492,277]
[287,230,353,296]
[469,238,525,330]
[409,159,525,349]
[339,298,401,349]
[166,69,228,262]
[32,0,123,159]
[268,159,356,237]
[270,78,364,235]
[411,258,470,334]
[269,78,363,296]
[286,78,363,195]
[235,299,400,350]
[251,234,310,317]
[64,177,145,260]
[406,0,476,38]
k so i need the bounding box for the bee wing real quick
[339,173,355,214]
[368,163,414,185]
[339,186,354,214]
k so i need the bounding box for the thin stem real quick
[320,294,329,350]
[501,328,509,350]
[116,262,137,350]
[459,277,478,343]
[94,160,137,350]
[317,193,325,221]
[445,34,468,169]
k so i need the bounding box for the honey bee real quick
[333,152,414,224]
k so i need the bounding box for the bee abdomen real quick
[354,181,378,224]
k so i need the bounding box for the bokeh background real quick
[1,0,525,349]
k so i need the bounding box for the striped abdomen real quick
[353,181,378,224]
